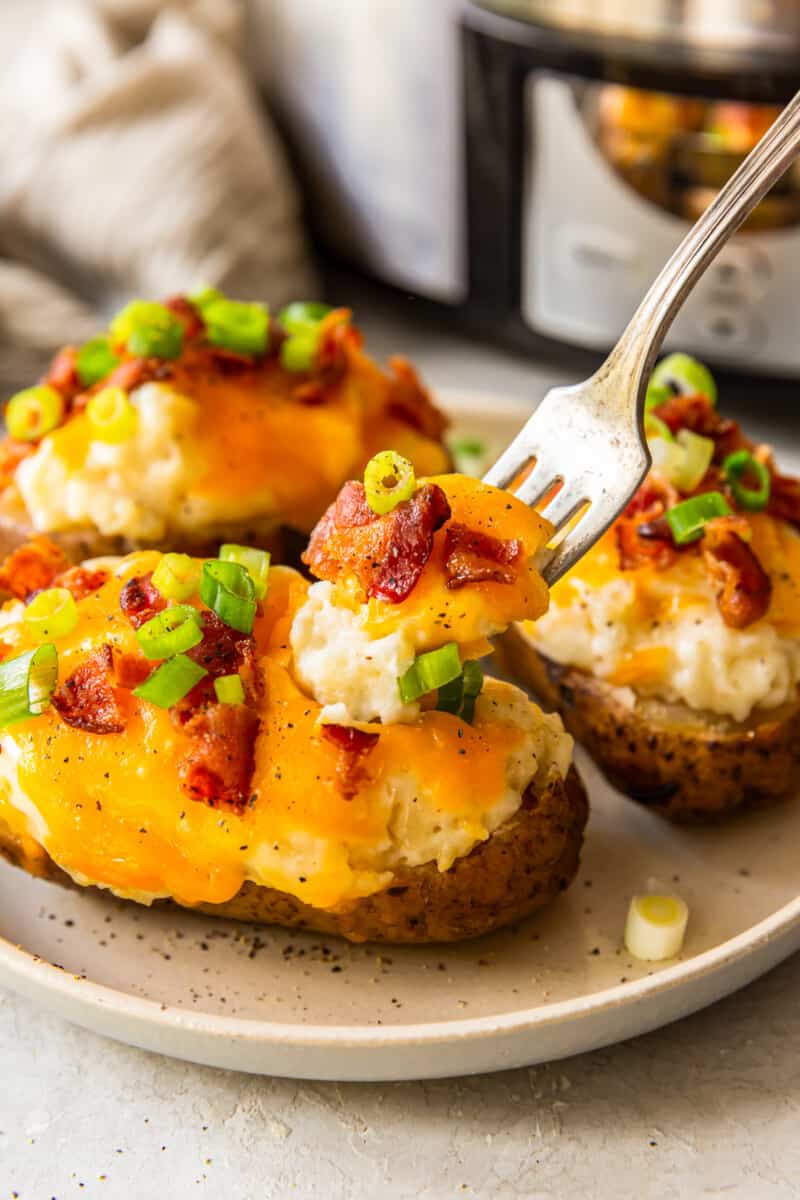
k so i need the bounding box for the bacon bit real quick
[52,645,127,734]
[53,565,109,602]
[0,537,69,600]
[112,650,151,690]
[119,572,166,629]
[616,479,679,571]
[163,294,204,340]
[702,516,772,629]
[387,356,449,441]
[443,522,521,589]
[43,347,82,403]
[652,393,751,462]
[314,310,357,380]
[103,357,163,395]
[178,703,260,813]
[768,472,800,530]
[303,481,451,603]
[0,437,34,490]
[321,723,379,798]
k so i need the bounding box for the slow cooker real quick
[254,0,800,374]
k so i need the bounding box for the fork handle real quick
[601,87,800,403]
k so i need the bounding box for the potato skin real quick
[498,625,800,823]
[0,769,588,944]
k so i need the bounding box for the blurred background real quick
[2,0,800,393]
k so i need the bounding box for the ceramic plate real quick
[1,391,798,1082]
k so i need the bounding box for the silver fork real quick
[484,88,800,586]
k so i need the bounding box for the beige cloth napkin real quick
[0,0,316,390]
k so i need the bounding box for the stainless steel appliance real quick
[252,0,800,373]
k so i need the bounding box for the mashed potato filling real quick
[531,559,800,724]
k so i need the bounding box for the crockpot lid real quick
[471,0,800,57]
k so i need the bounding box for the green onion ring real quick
[135,605,204,660]
[398,643,461,705]
[723,449,772,511]
[214,674,245,705]
[0,644,59,726]
[665,491,732,545]
[219,544,270,600]
[364,450,416,516]
[200,560,257,634]
[133,654,208,709]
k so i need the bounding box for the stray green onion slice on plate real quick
[0,644,59,726]
[723,449,771,511]
[76,336,119,387]
[364,450,416,516]
[200,560,257,635]
[202,299,269,356]
[6,386,65,442]
[665,491,731,545]
[214,674,245,705]
[135,605,204,660]
[23,588,79,639]
[220,544,270,599]
[624,893,689,961]
[650,353,717,405]
[151,553,201,603]
[398,643,461,705]
[110,300,184,360]
[86,387,138,444]
[133,654,208,709]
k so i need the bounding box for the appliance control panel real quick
[522,76,800,372]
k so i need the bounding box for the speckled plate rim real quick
[0,387,798,1079]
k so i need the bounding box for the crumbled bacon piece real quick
[43,347,82,404]
[321,723,379,798]
[443,522,521,589]
[387,356,449,442]
[702,517,772,629]
[303,480,451,603]
[112,651,151,690]
[768,472,800,530]
[53,565,109,602]
[163,294,204,340]
[103,357,163,395]
[119,572,166,629]
[616,479,678,571]
[0,537,69,600]
[652,393,751,462]
[52,645,127,734]
[178,703,260,813]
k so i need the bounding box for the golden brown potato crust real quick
[498,625,800,823]
[0,769,588,944]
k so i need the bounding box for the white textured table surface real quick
[2,292,800,1198]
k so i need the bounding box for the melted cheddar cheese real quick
[0,546,570,910]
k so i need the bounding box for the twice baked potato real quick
[0,293,449,564]
[0,467,587,943]
[504,354,800,822]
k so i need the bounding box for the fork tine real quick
[509,455,561,510]
[539,482,587,532]
[481,440,534,491]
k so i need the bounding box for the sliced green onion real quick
[214,673,245,705]
[110,300,184,360]
[188,283,224,312]
[649,435,684,482]
[278,301,332,334]
[665,491,731,545]
[219,544,270,599]
[151,553,201,602]
[364,450,416,516]
[644,382,672,412]
[202,299,269,355]
[449,436,489,478]
[624,894,689,961]
[651,353,717,405]
[398,643,461,705]
[23,588,79,639]
[6,386,65,442]
[76,336,119,387]
[459,660,484,724]
[674,429,714,492]
[723,449,771,511]
[133,654,207,708]
[644,411,674,442]
[0,644,58,726]
[434,659,484,722]
[86,386,138,444]
[200,560,257,634]
[280,332,319,373]
[135,605,203,660]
